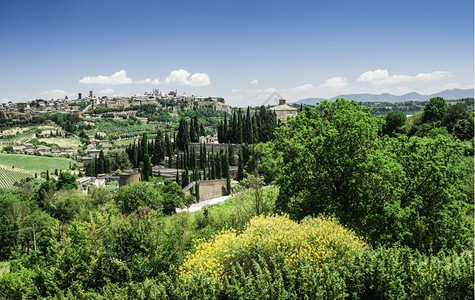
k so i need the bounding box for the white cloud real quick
[357,69,452,85]
[41,89,69,99]
[320,77,348,88]
[251,79,258,84]
[79,69,133,85]
[135,78,152,84]
[231,89,242,93]
[164,69,211,86]
[99,88,114,94]
[151,79,160,85]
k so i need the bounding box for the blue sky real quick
[0,0,473,106]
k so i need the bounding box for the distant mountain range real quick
[293,88,474,105]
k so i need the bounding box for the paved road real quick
[176,195,233,213]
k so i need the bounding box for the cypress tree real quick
[141,133,148,162]
[46,169,50,180]
[133,142,139,167]
[222,150,229,177]
[165,133,171,157]
[252,114,259,143]
[201,142,207,170]
[191,116,199,142]
[176,169,180,185]
[181,169,189,188]
[177,118,190,151]
[168,153,173,168]
[238,108,243,144]
[228,143,235,166]
[237,147,244,181]
[143,154,152,181]
[152,131,160,164]
[210,154,215,179]
[195,182,200,201]
[192,147,197,170]
[230,111,237,143]
[226,169,231,195]
[216,155,222,179]
[223,114,228,143]
[199,124,205,137]
[244,106,252,143]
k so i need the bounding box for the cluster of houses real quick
[0,89,231,121]
[11,143,77,157]
[89,91,231,114]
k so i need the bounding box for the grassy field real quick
[38,137,82,149]
[0,153,76,174]
[113,139,137,147]
[0,167,32,188]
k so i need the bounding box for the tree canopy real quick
[275,98,472,254]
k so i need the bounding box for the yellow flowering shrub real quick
[180,214,365,281]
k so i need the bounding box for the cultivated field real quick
[0,166,32,188]
[0,153,75,174]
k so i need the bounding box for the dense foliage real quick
[0,97,473,299]
[275,98,473,254]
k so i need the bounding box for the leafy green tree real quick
[423,97,447,124]
[442,103,470,131]
[88,187,113,207]
[247,142,283,184]
[382,110,407,136]
[51,190,86,222]
[0,192,28,259]
[56,172,78,191]
[158,179,184,215]
[275,99,382,221]
[453,118,474,140]
[274,99,472,253]
[115,182,163,214]
[115,151,132,170]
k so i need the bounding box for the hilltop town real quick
[0,89,231,120]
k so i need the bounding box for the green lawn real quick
[0,153,77,174]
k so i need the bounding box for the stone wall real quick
[198,179,228,201]
[119,171,141,186]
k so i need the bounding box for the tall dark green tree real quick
[237,108,243,144]
[226,169,231,195]
[244,107,252,143]
[142,154,152,181]
[237,147,244,181]
[228,143,235,166]
[152,130,165,165]
[177,118,191,151]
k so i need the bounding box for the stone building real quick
[269,98,298,122]
[119,169,141,186]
